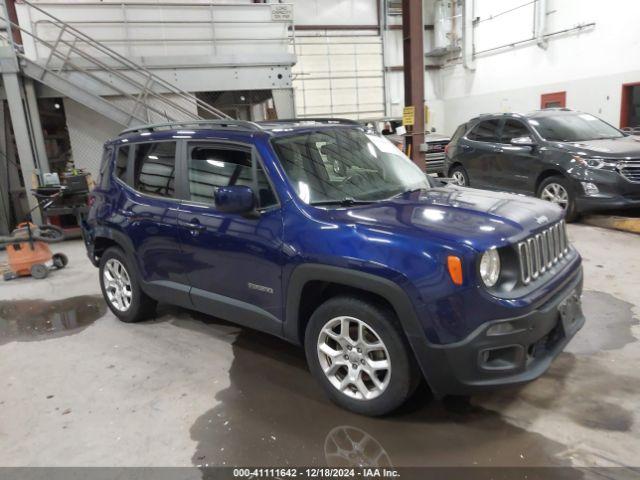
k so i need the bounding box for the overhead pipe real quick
[535,0,548,49]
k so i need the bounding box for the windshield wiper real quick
[309,197,376,207]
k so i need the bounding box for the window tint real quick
[187,145,277,209]
[467,120,501,143]
[115,145,130,183]
[133,142,176,198]
[450,124,467,144]
[530,113,624,142]
[501,120,530,143]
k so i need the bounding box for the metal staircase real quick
[0,0,230,127]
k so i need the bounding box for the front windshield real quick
[271,128,429,205]
[530,113,624,142]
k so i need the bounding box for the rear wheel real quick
[52,253,68,269]
[99,247,156,322]
[305,296,420,416]
[30,264,48,279]
[449,165,469,186]
[537,176,579,222]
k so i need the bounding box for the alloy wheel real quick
[451,171,466,186]
[540,183,569,209]
[103,258,133,312]
[317,316,391,400]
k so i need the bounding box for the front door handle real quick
[181,218,206,235]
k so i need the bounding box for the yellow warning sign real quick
[402,106,415,126]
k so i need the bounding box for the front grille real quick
[620,160,640,183]
[426,141,448,153]
[516,221,569,285]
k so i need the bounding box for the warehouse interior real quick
[0,0,639,477]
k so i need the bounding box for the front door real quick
[494,119,540,193]
[177,141,284,335]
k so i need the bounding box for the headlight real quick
[572,155,618,169]
[480,248,501,287]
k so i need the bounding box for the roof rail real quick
[119,119,263,136]
[262,118,361,126]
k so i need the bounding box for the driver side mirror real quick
[511,136,537,147]
[214,185,256,214]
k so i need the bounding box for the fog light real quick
[581,182,599,196]
[487,321,516,336]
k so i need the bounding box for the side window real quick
[132,142,177,198]
[450,124,467,144]
[467,120,501,143]
[501,120,530,143]
[187,145,277,209]
[115,145,130,183]
[99,146,114,189]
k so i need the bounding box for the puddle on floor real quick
[0,296,106,345]
[188,328,577,469]
[567,290,639,355]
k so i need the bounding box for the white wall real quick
[431,0,640,134]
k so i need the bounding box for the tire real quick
[449,165,469,186]
[537,176,579,222]
[99,247,156,323]
[30,264,48,279]
[52,253,68,269]
[305,296,420,416]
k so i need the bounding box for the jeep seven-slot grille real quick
[516,221,569,285]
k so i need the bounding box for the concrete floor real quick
[0,224,638,469]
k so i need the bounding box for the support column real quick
[24,78,50,175]
[272,88,295,119]
[402,0,425,170]
[2,65,43,223]
[0,102,10,234]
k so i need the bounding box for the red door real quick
[620,82,640,129]
[541,91,566,109]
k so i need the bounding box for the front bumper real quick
[418,266,584,396]
[573,170,640,213]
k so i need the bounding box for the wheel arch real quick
[283,264,438,388]
[535,169,568,194]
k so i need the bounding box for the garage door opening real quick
[620,82,640,129]
[541,91,566,109]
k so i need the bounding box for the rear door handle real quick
[180,218,206,234]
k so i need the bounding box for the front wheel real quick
[537,176,579,222]
[305,296,420,416]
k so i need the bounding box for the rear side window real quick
[501,120,530,143]
[450,124,467,144]
[99,146,114,189]
[115,145,130,183]
[132,142,177,198]
[187,145,277,209]
[467,119,501,143]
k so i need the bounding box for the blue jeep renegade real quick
[84,119,584,416]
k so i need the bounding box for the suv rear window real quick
[467,119,501,143]
[115,145,130,183]
[132,142,177,198]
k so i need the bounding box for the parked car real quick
[360,117,450,175]
[84,118,584,416]
[444,109,640,221]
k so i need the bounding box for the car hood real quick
[553,136,640,158]
[321,186,564,251]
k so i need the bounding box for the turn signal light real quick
[447,255,463,286]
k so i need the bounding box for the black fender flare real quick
[283,263,440,390]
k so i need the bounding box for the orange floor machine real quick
[1,188,68,281]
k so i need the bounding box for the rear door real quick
[495,119,541,193]
[177,141,285,334]
[116,140,191,306]
[463,119,503,188]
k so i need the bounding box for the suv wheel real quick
[99,247,157,322]
[537,176,579,222]
[449,165,469,186]
[305,296,420,416]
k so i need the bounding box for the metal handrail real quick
[13,0,231,121]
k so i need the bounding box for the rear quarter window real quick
[99,146,114,189]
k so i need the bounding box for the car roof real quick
[108,118,364,145]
